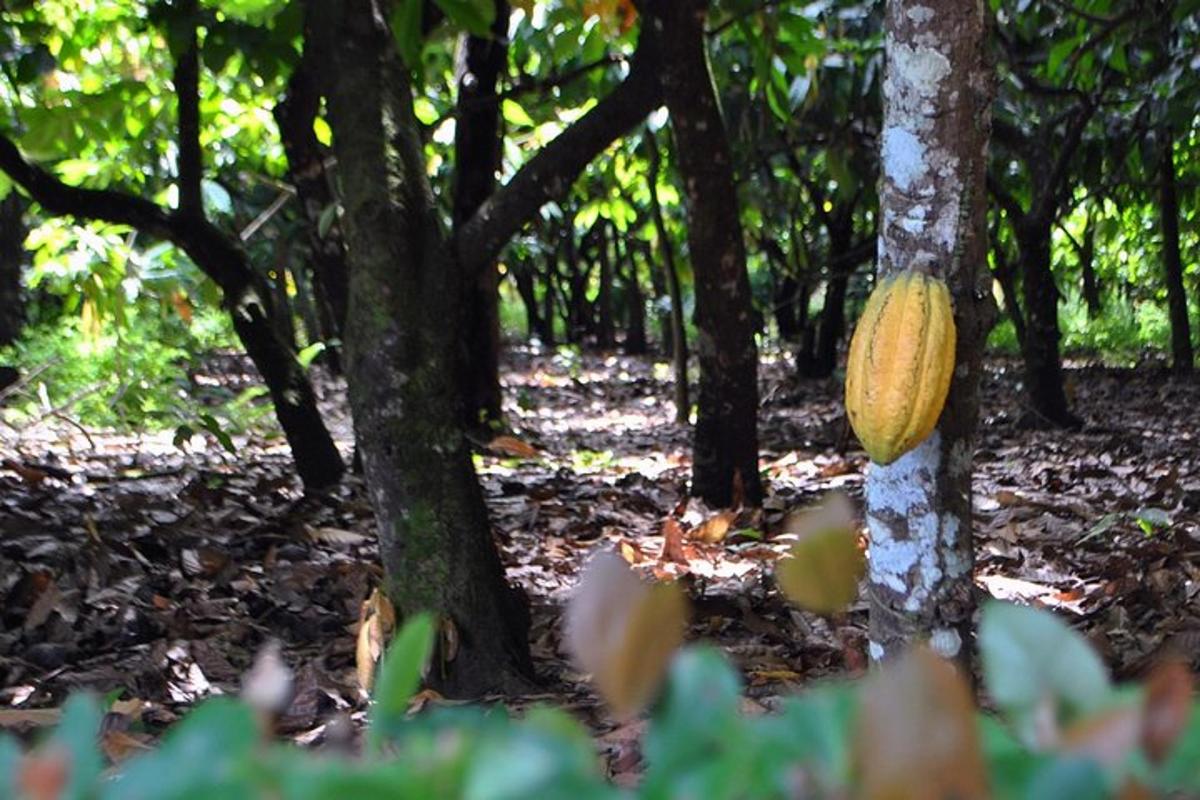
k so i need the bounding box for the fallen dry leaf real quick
[486,435,540,459]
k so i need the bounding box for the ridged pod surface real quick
[844,270,957,465]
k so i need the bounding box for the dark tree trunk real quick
[595,222,616,348]
[452,3,509,429]
[1079,217,1101,318]
[646,0,762,507]
[865,0,993,664]
[645,129,689,422]
[991,232,1026,346]
[540,249,558,346]
[1158,126,1193,374]
[268,236,297,350]
[1016,222,1081,427]
[772,272,800,342]
[313,0,533,696]
[511,256,543,340]
[0,193,26,350]
[275,50,351,371]
[619,230,648,354]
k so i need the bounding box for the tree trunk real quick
[645,129,689,422]
[646,0,761,507]
[275,51,350,371]
[1158,125,1193,374]
[511,256,543,340]
[1017,223,1080,427]
[595,222,616,348]
[313,0,532,696]
[991,231,1025,346]
[772,272,800,342]
[541,249,558,346]
[1079,216,1101,318]
[619,230,648,354]
[453,4,509,429]
[0,193,26,350]
[866,0,992,664]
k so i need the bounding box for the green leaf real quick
[502,98,536,128]
[296,341,327,369]
[317,203,340,239]
[369,611,436,745]
[980,602,1112,744]
[390,0,425,69]
[199,414,237,454]
[433,0,496,37]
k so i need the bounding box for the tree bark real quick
[1016,221,1080,427]
[0,193,26,350]
[311,0,533,696]
[644,0,761,506]
[1079,216,1101,318]
[452,4,509,429]
[1158,125,1193,374]
[595,222,616,348]
[275,47,351,369]
[618,228,647,354]
[540,248,558,346]
[866,0,992,664]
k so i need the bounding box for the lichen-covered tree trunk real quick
[1158,125,1193,374]
[866,0,992,663]
[645,0,762,506]
[313,0,532,696]
[1016,223,1080,428]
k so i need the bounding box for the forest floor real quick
[2,345,1199,775]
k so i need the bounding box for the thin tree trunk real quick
[0,193,26,350]
[619,230,648,354]
[645,129,689,422]
[268,235,297,350]
[1159,125,1193,374]
[1017,223,1081,427]
[452,3,509,428]
[991,232,1025,346]
[511,256,543,340]
[541,249,558,346]
[646,0,762,507]
[275,51,350,371]
[1079,216,1101,318]
[866,0,992,664]
[595,222,616,348]
[313,0,533,696]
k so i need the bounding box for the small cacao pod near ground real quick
[844,270,956,465]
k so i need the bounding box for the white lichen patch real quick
[868,640,886,662]
[929,627,963,658]
[882,126,927,191]
[905,5,935,25]
[887,42,952,106]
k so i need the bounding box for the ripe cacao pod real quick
[844,270,956,465]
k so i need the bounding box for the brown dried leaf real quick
[660,517,689,564]
[857,647,988,800]
[690,510,737,544]
[564,551,688,718]
[0,708,61,729]
[486,435,540,459]
[355,588,396,693]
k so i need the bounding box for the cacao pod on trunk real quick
[844,270,956,465]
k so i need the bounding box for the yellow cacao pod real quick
[844,270,957,465]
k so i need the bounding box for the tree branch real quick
[453,25,662,276]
